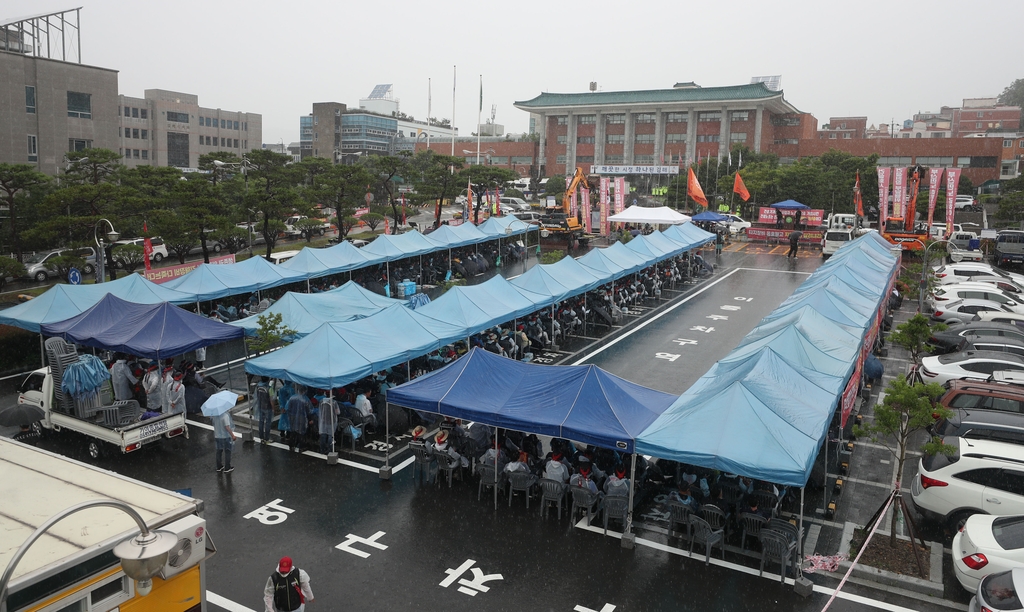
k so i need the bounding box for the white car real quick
[113,237,169,263]
[499,197,530,212]
[937,263,1024,287]
[955,515,1024,592]
[930,283,1024,314]
[975,312,1024,329]
[910,436,1024,531]
[932,298,1016,324]
[955,195,981,211]
[971,568,1024,612]
[722,214,751,235]
[919,350,1024,386]
[937,273,1024,295]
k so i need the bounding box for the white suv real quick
[113,237,168,263]
[910,436,1024,531]
[955,195,980,211]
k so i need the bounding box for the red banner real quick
[599,177,610,236]
[756,207,824,226]
[745,227,824,242]
[354,207,370,217]
[144,254,235,284]
[877,167,891,223]
[891,167,907,219]
[927,167,943,230]
[945,167,962,238]
[143,238,153,272]
[582,187,591,233]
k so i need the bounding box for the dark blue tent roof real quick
[771,200,811,210]
[41,294,244,359]
[386,347,676,453]
[691,211,728,221]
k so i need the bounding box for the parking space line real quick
[207,591,256,612]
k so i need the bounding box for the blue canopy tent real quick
[426,223,489,248]
[477,216,533,238]
[763,287,874,329]
[576,248,633,281]
[416,275,545,334]
[644,230,690,256]
[230,281,403,338]
[387,347,676,454]
[41,294,244,359]
[278,241,382,279]
[544,256,604,295]
[509,264,574,306]
[690,211,729,222]
[771,200,811,210]
[725,325,857,385]
[390,230,446,255]
[663,222,716,248]
[359,234,411,261]
[163,256,307,302]
[0,273,196,333]
[744,307,863,351]
[624,234,675,262]
[243,303,467,390]
[601,242,653,274]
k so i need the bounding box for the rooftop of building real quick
[514,82,800,112]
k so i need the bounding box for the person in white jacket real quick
[142,364,163,411]
[109,356,137,402]
[264,556,314,612]
[166,372,186,415]
[160,365,175,413]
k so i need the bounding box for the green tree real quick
[0,257,26,289]
[295,218,325,242]
[306,163,375,228]
[248,312,296,355]
[211,225,250,255]
[361,154,410,234]
[408,151,465,229]
[153,211,199,264]
[998,78,1024,109]
[995,191,1024,224]
[0,164,51,261]
[243,149,308,259]
[889,313,946,363]
[460,165,517,223]
[545,173,566,202]
[111,243,146,273]
[361,213,384,232]
[168,176,229,263]
[853,377,954,548]
[958,175,974,196]
[1003,174,1024,194]
[48,253,85,283]
[336,215,361,238]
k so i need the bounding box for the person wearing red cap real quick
[263,556,314,612]
[167,371,186,415]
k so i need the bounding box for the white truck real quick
[284,215,331,238]
[17,364,188,459]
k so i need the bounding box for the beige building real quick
[118,89,262,169]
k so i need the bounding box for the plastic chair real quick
[602,495,629,536]
[700,504,730,539]
[767,518,803,573]
[435,452,460,488]
[753,490,780,518]
[539,478,567,519]
[507,470,538,508]
[409,440,435,483]
[758,530,795,583]
[739,512,769,552]
[668,501,693,541]
[570,486,603,526]
[478,463,504,501]
[336,418,358,452]
[688,515,724,566]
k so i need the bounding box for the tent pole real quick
[493,425,498,510]
[306,279,310,293]
[823,435,828,516]
[550,304,555,348]
[799,486,806,576]
[329,389,335,456]
[625,452,638,545]
[39,334,45,368]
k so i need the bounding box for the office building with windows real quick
[117,89,262,169]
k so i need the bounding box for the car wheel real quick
[319,228,326,236]
[213,243,222,253]
[83,264,95,275]
[87,441,103,460]
[34,271,48,282]
[948,509,978,533]
[153,253,164,263]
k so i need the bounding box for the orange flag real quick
[733,173,750,202]
[687,167,708,207]
[853,171,864,217]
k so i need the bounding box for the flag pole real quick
[476,75,482,166]
[450,66,456,158]
[426,78,432,149]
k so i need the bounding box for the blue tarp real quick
[41,294,244,359]
[230,281,403,338]
[0,274,196,333]
[164,256,307,302]
[243,304,467,389]
[477,216,534,237]
[509,264,575,305]
[426,223,490,248]
[360,230,445,262]
[386,347,676,453]
[690,211,728,222]
[771,200,811,210]
[279,241,383,279]
[416,276,544,333]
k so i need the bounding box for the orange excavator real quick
[539,166,588,246]
[881,167,926,250]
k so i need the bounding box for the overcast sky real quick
[7,0,1023,146]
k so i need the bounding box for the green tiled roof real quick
[514,82,784,109]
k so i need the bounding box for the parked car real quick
[956,516,1024,593]
[910,436,1024,531]
[930,223,965,240]
[933,408,1024,444]
[499,197,530,212]
[937,273,1024,296]
[929,283,1024,315]
[975,311,1024,329]
[970,568,1024,612]
[931,298,1016,324]
[722,214,751,235]
[936,263,1024,286]
[22,247,97,281]
[931,323,1024,353]
[113,237,169,264]
[938,379,1024,415]
[268,250,300,265]
[918,351,1024,386]
[963,337,1024,358]
[513,212,542,225]
[955,195,982,212]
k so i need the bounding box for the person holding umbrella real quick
[203,390,240,473]
[787,229,803,258]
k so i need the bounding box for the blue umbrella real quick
[201,390,239,417]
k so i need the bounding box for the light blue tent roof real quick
[602,242,652,274]
[243,303,467,389]
[799,261,887,297]
[791,274,880,303]
[426,223,490,248]
[623,234,672,262]
[163,256,307,301]
[744,307,863,350]
[477,216,534,237]
[544,256,605,294]
[775,282,878,323]
[360,231,444,260]
[230,281,403,337]
[644,230,689,255]
[0,274,196,333]
[576,248,632,281]
[278,242,382,278]
[663,222,717,247]
[726,324,856,383]
[416,275,544,331]
[509,264,574,305]
[636,349,840,486]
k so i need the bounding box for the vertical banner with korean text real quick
[877,167,891,224]
[614,177,625,216]
[927,167,944,229]
[891,167,907,219]
[945,168,962,238]
[581,187,592,233]
[599,177,610,235]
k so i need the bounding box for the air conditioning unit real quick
[158,515,208,579]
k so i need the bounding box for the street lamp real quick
[909,238,960,313]
[0,499,179,606]
[94,218,119,283]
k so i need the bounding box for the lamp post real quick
[94,218,119,283]
[0,499,179,607]
[911,239,957,313]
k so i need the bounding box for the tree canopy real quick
[999,78,1024,109]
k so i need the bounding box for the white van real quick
[268,250,301,265]
[822,228,855,259]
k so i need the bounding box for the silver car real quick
[932,298,1016,324]
[22,247,97,281]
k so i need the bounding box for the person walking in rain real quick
[787,230,803,258]
[263,556,314,612]
[109,354,137,402]
[213,407,236,473]
[142,364,162,411]
[285,385,311,453]
[254,376,274,445]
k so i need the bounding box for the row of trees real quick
[0,149,520,280]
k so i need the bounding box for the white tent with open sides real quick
[608,205,691,225]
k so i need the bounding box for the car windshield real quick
[993,517,1024,550]
[22,252,47,264]
[981,570,1022,610]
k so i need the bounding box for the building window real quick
[556,116,568,126]
[556,135,568,145]
[67,91,92,119]
[830,133,837,139]
[132,149,140,159]
[665,133,686,143]
[25,86,36,113]
[132,128,139,139]
[915,133,922,138]
[141,129,148,139]
[730,111,750,122]
[697,134,720,143]
[698,111,721,122]
[131,107,138,118]
[167,133,189,167]
[634,134,655,143]
[141,150,148,160]
[124,106,131,117]
[577,136,595,144]
[576,155,594,163]
[27,135,37,162]
[244,122,248,131]
[843,133,851,139]
[1006,139,1014,147]
[556,154,566,164]
[605,155,624,164]
[730,133,747,142]
[605,114,625,125]
[666,112,687,123]
[233,139,239,148]
[634,113,655,124]
[578,115,596,125]
[633,155,653,164]
[232,120,238,130]
[69,138,91,151]
[976,122,983,129]
[141,108,148,119]
[167,111,189,123]
[221,138,226,147]
[957,157,971,168]
[901,133,909,138]
[606,134,625,144]
[978,111,984,118]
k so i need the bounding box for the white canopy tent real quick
[608,205,691,225]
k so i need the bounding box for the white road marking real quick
[207,591,257,612]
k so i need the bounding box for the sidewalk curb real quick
[837,521,944,599]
